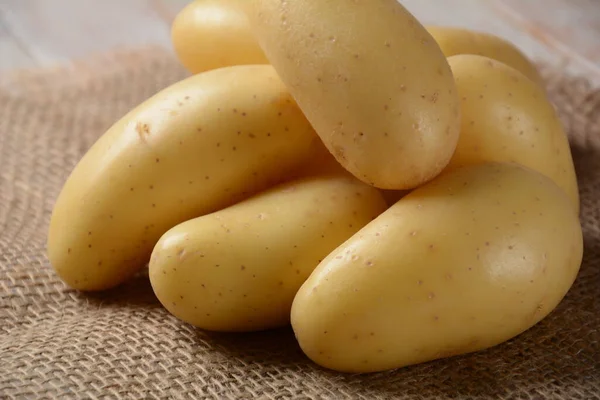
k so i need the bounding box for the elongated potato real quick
[292,163,583,373]
[48,65,317,291]
[427,26,543,86]
[234,0,461,189]
[447,55,579,212]
[172,0,267,74]
[149,174,387,332]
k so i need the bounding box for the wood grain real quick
[0,0,597,86]
[494,0,600,78]
[0,18,36,70]
[499,0,600,62]
[152,0,192,24]
[0,0,173,67]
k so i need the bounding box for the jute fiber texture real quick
[0,48,598,399]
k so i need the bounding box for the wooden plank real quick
[498,0,600,62]
[0,0,596,87]
[0,0,174,66]
[401,0,565,61]
[0,18,37,71]
[152,0,191,24]
[400,0,600,84]
[493,0,600,78]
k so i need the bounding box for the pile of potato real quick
[48,0,583,373]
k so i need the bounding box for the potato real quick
[291,163,583,373]
[149,174,387,332]
[447,55,579,212]
[47,65,318,291]
[427,26,543,86]
[172,0,267,74]
[234,0,461,189]
[291,137,349,178]
[293,142,405,207]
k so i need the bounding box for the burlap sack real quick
[1,48,598,399]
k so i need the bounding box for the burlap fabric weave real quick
[1,48,598,399]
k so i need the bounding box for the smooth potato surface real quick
[236,0,461,189]
[427,26,543,85]
[48,65,317,291]
[172,0,267,74]
[292,163,583,373]
[447,55,579,212]
[149,174,387,332]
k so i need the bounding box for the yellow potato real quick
[292,163,583,373]
[447,55,579,212]
[426,26,543,86]
[149,174,387,332]
[290,137,349,178]
[234,0,461,189]
[172,0,267,74]
[47,65,317,291]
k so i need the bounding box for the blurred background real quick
[0,0,598,85]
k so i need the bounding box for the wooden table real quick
[0,0,599,86]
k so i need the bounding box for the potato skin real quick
[291,163,583,373]
[172,0,267,74]
[447,55,579,212]
[47,65,317,291]
[427,26,543,86]
[149,174,387,332]
[235,0,461,190]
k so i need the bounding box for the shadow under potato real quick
[189,135,600,397]
[4,46,599,399]
[74,95,600,398]
[76,266,161,308]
